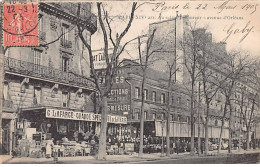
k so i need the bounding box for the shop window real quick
[161,93,165,104]
[62,56,69,72]
[62,92,69,107]
[135,87,140,99]
[152,91,156,102]
[3,82,9,100]
[33,87,42,105]
[144,89,148,100]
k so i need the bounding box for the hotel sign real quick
[46,108,127,124]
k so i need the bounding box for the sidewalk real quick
[2,149,260,164]
[0,155,12,164]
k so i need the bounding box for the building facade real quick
[1,2,97,155]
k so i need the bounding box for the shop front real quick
[1,111,16,155]
[14,107,127,157]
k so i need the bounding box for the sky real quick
[90,0,260,59]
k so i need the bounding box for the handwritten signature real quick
[222,21,254,43]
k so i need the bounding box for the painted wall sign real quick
[46,108,127,124]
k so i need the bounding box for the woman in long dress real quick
[46,139,54,158]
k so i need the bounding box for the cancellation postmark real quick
[3,0,38,46]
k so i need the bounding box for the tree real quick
[76,2,137,160]
[179,23,205,155]
[196,35,225,155]
[217,51,253,153]
[238,61,260,150]
[135,29,160,157]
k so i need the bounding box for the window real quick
[170,114,174,121]
[144,111,147,120]
[178,115,181,121]
[177,97,181,104]
[39,14,44,31]
[161,93,165,104]
[134,109,140,120]
[215,120,218,126]
[152,113,156,120]
[62,56,69,72]
[152,91,156,102]
[62,92,69,107]
[33,87,42,105]
[144,89,148,100]
[61,24,69,41]
[161,113,165,120]
[135,87,140,99]
[186,99,190,107]
[33,49,41,73]
[3,82,9,100]
[171,96,174,104]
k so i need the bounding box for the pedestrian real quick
[46,139,54,158]
[172,142,176,154]
[201,141,205,154]
[176,139,180,154]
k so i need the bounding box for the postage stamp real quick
[3,1,38,46]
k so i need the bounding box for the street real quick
[2,149,260,164]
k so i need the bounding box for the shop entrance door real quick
[2,119,10,155]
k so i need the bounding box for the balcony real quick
[60,38,72,49]
[39,31,46,41]
[3,99,15,112]
[4,57,95,90]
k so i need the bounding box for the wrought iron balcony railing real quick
[39,31,46,41]
[60,38,72,49]
[4,57,95,90]
[3,99,14,110]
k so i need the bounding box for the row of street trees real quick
[135,19,260,157]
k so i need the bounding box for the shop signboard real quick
[46,108,127,124]
[97,67,131,115]
[93,52,107,70]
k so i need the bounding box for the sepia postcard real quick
[0,0,260,164]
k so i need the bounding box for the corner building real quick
[1,2,98,155]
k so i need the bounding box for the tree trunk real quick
[190,83,195,155]
[204,104,210,155]
[246,127,250,150]
[139,73,146,157]
[97,96,108,160]
[218,100,228,153]
[218,117,224,153]
[228,104,232,153]
[166,96,170,156]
